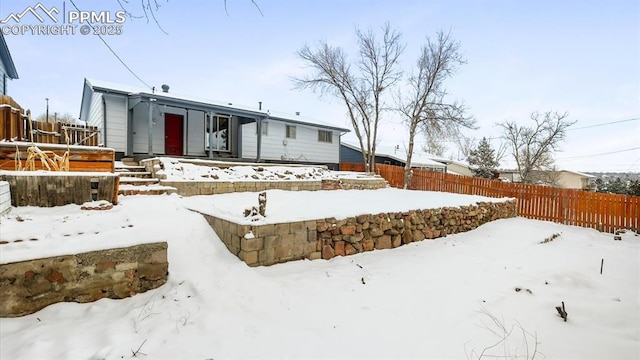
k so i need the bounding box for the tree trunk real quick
[404,122,417,189]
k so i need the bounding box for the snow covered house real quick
[79,79,349,169]
[0,33,19,95]
[496,169,596,191]
[340,142,447,172]
[555,170,596,191]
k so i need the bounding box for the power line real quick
[68,0,152,89]
[569,117,640,131]
[557,146,640,160]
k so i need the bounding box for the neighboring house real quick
[496,169,596,191]
[79,78,349,169]
[555,170,596,191]
[340,142,447,172]
[427,156,473,177]
[496,169,521,183]
[0,33,19,95]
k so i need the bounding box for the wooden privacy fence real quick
[340,162,405,188]
[340,162,640,233]
[0,95,99,146]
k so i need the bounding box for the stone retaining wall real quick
[141,158,386,196]
[162,178,388,196]
[0,242,168,317]
[198,200,517,267]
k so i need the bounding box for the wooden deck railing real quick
[340,162,639,233]
[0,96,99,146]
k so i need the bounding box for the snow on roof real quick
[342,141,446,168]
[85,78,350,132]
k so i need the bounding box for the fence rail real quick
[340,162,639,233]
[0,96,99,146]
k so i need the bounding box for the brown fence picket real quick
[340,162,640,233]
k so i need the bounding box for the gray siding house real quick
[0,33,19,95]
[79,78,349,169]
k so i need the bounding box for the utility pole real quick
[45,98,49,123]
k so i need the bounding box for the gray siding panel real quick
[242,120,340,163]
[103,94,127,152]
[86,91,104,144]
[186,109,206,156]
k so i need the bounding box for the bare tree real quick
[34,112,77,125]
[498,111,576,183]
[422,139,447,157]
[115,0,263,34]
[397,31,475,187]
[453,133,476,160]
[294,23,404,172]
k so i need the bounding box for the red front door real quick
[164,113,183,156]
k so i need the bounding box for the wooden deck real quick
[0,142,115,172]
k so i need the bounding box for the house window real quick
[286,125,296,139]
[318,130,332,143]
[255,121,268,135]
[205,114,230,151]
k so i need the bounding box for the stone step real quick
[115,165,146,172]
[115,171,152,178]
[118,177,159,186]
[119,157,139,167]
[118,184,177,196]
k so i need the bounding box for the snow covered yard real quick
[0,193,639,359]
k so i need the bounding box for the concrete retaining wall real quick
[0,180,10,215]
[198,200,517,267]
[0,173,119,207]
[0,242,168,317]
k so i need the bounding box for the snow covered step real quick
[118,184,177,196]
[114,165,146,172]
[115,171,152,178]
[118,177,159,186]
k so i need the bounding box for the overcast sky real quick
[3,0,639,172]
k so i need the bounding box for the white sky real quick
[2,0,639,172]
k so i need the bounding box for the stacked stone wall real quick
[0,242,168,317]
[198,200,516,267]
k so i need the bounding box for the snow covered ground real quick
[150,157,372,182]
[1,193,639,359]
[184,188,512,225]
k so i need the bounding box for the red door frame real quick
[164,113,183,156]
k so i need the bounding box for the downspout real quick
[102,96,107,146]
[208,111,214,159]
[148,98,155,155]
[256,117,262,162]
[125,96,132,156]
[184,108,189,155]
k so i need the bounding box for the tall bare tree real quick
[397,31,475,187]
[498,111,576,183]
[294,23,404,172]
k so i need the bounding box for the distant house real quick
[79,78,349,169]
[497,169,521,183]
[555,170,596,191]
[0,33,19,95]
[497,169,596,191]
[425,156,473,177]
[340,142,447,173]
